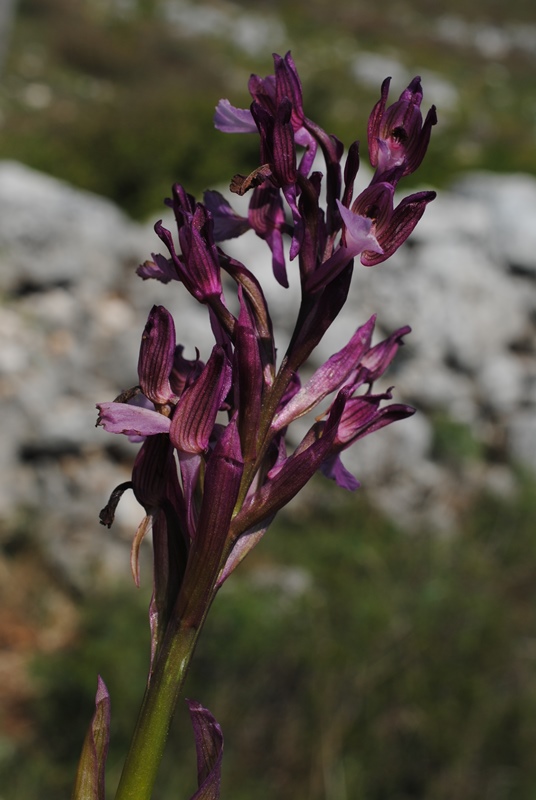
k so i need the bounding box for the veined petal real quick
[273,315,376,430]
[96,402,171,437]
[214,98,257,133]
[187,700,224,800]
[132,433,177,509]
[335,394,415,447]
[350,182,395,231]
[138,305,176,405]
[170,346,232,454]
[272,98,297,186]
[360,325,411,381]
[185,223,223,301]
[274,51,305,128]
[361,190,435,266]
[368,76,437,180]
[367,77,391,169]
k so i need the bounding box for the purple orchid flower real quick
[203,186,290,287]
[98,49,437,635]
[368,76,437,182]
[214,51,317,176]
[91,52,438,799]
[349,181,436,267]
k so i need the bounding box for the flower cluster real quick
[97,51,436,663]
[93,52,436,797]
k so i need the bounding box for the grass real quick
[2,474,536,799]
[2,0,536,218]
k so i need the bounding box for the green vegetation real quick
[2,0,536,218]
[3,476,536,800]
[431,411,485,465]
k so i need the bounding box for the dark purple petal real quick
[136,253,178,283]
[295,127,318,176]
[183,220,223,301]
[96,402,171,437]
[367,77,391,169]
[248,71,277,111]
[202,190,250,241]
[187,700,224,800]
[367,76,437,181]
[320,453,360,490]
[274,51,305,128]
[71,676,110,800]
[170,346,232,454]
[342,139,361,208]
[250,101,274,169]
[265,225,287,288]
[166,183,197,230]
[214,99,257,133]
[361,190,436,266]
[335,394,415,447]
[359,325,412,381]
[156,212,223,303]
[272,97,297,186]
[170,345,205,398]
[248,184,285,238]
[138,306,176,405]
[405,104,437,176]
[154,220,187,281]
[132,433,177,509]
[248,184,289,287]
[351,181,396,231]
[128,436,188,661]
[302,116,344,234]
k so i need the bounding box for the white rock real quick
[452,172,536,274]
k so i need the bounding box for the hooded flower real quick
[368,76,437,182]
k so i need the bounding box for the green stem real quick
[113,614,204,800]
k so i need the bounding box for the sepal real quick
[186,700,224,800]
[71,677,110,800]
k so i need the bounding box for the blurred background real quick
[2,1,536,798]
